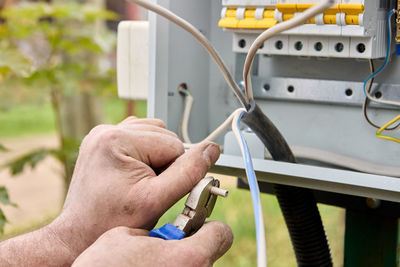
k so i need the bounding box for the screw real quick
[366,198,380,209]
[210,187,229,198]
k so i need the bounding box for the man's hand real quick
[50,117,221,261]
[72,222,233,267]
[0,117,221,266]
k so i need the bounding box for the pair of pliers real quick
[149,176,228,240]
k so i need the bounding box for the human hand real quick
[72,222,233,267]
[48,117,221,262]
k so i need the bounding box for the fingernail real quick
[203,142,220,165]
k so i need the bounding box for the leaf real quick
[0,187,17,208]
[0,144,8,152]
[0,209,7,234]
[0,50,34,77]
[4,149,50,175]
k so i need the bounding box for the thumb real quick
[180,221,233,264]
[149,141,220,212]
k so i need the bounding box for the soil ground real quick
[0,135,64,233]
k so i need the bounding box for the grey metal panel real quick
[148,0,400,200]
[212,154,400,203]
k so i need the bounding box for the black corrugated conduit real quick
[242,100,333,267]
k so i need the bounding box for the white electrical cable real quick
[183,109,243,149]
[180,95,194,144]
[232,109,267,267]
[127,0,249,109]
[243,0,335,100]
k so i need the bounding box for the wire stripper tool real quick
[149,176,228,240]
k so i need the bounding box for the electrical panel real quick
[219,0,391,58]
[145,0,400,203]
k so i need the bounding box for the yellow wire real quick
[376,115,400,144]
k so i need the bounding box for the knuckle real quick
[151,119,166,128]
[88,124,110,136]
[95,127,124,148]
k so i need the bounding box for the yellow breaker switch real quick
[276,3,296,21]
[256,10,277,28]
[218,8,277,29]
[297,4,315,23]
[323,4,339,24]
[218,3,364,29]
[340,4,364,25]
[218,9,239,28]
[238,9,257,28]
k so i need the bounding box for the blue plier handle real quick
[149,177,227,240]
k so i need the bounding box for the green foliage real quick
[4,149,52,175]
[0,144,8,152]
[0,187,16,208]
[0,1,118,94]
[0,187,16,234]
[0,1,118,231]
[3,137,80,176]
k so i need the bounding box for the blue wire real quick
[236,111,263,260]
[179,88,189,96]
[363,9,395,98]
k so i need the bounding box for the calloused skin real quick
[0,117,233,266]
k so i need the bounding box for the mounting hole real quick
[275,40,283,50]
[287,85,295,93]
[294,41,303,51]
[374,91,382,99]
[259,42,264,49]
[345,88,353,97]
[356,43,366,53]
[263,83,270,91]
[335,42,344,52]
[314,42,323,51]
[238,39,246,48]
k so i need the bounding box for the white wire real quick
[127,0,249,108]
[183,108,244,149]
[180,95,193,143]
[232,109,267,267]
[243,0,335,100]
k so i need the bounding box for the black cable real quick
[363,59,400,130]
[243,101,333,267]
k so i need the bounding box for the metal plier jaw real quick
[149,176,228,240]
[174,176,226,236]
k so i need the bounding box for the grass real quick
[0,104,55,138]
[0,97,147,138]
[156,177,345,267]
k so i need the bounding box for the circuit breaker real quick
[219,0,393,58]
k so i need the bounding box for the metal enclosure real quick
[147,0,400,203]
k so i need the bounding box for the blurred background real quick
[0,0,345,266]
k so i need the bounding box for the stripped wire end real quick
[178,83,191,96]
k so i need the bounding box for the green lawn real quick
[0,97,146,138]
[156,182,345,267]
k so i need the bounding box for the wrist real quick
[45,213,91,264]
